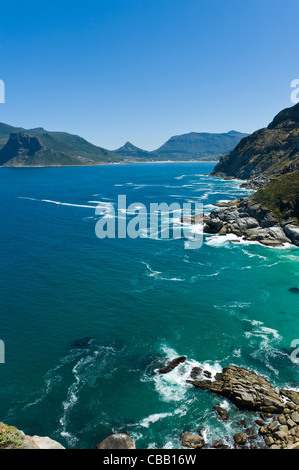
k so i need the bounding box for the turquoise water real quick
[0,162,298,448]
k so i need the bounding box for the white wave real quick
[41,199,97,208]
[142,262,185,282]
[147,345,222,403]
[139,412,172,428]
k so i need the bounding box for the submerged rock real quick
[288,287,299,294]
[96,433,136,450]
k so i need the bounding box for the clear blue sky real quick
[0,0,298,150]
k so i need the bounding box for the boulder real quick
[96,433,135,450]
[283,224,299,246]
[26,435,65,449]
[213,405,229,421]
[233,432,247,445]
[181,432,205,449]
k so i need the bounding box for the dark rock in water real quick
[212,439,225,448]
[288,287,299,294]
[181,432,205,449]
[255,419,264,427]
[245,427,255,436]
[237,418,247,428]
[213,405,229,421]
[70,336,93,350]
[197,426,205,437]
[190,366,202,379]
[158,356,186,374]
[188,365,284,413]
[96,433,135,449]
[203,370,212,378]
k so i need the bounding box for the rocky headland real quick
[202,103,299,247]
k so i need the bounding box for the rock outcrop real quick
[203,195,299,246]
[158,356,186,374]
[183,365,299,449]
[187,366,285,413]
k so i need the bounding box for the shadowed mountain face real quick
[211,103,299,180]
[0,123,123,166]
[0,132,45,166]
[114,131,248,161]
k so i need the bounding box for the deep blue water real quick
[0,162,298,448]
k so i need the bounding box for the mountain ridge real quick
[0,123,248,166]
[114,130,248,161]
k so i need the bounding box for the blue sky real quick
[0,0,298,150]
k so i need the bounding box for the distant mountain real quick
[114,141,151,159]
[0,122,248,166]
[153,130,249,160]
[114,131,248,162]
[211,103,299,179]
[0,123,123,166]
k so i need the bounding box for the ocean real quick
[0,162,298,449]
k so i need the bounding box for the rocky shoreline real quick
[1,361,298,450]
[162,358,299,450]
[202,196,299,247]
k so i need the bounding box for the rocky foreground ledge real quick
[0,422,65,449]
[202,198,299,247]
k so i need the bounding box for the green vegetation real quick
[0,422,25,449]
[251,170,299,221]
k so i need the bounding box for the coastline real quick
[0,160,219,169]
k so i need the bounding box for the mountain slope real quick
[153,130,248,160]
[0,123,123,166]
[211,103,299,179]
